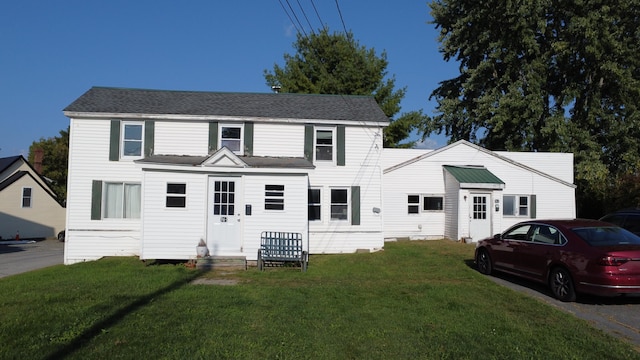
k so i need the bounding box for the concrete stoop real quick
[196,256,247,271]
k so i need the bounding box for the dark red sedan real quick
[475,219,640,301]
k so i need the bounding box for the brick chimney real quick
[34,148,44,174]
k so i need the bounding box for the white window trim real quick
[21,187,32,208]
[121,121,145,160]
[219,123,244,155]
[166,183,187,209]
[330,187,350,222]
[503,195,530,217]
[314,127,336,165]
[422,194,444,212]
[103,181,141,219]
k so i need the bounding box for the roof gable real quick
[64,87,390,124]
[0,171,61,204]
[384,140,576,189]
[0,156,23,175]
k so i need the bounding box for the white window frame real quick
[21,187,32,208]
[330,187,349,222]
[407,194,420,214]
[314,127,335,164]
[166,183,187,209]
[264,184,285,211]
[308,187,322,221]
[121,121,144,160]
[219,124,244,155]
[103,182,141,219]
[422,195,444,212]
[503,195,530,217]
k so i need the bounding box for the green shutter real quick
[91,180,103,220]
[244,122,254,156]
[530,195,537,219]
[109,120,120,161]
[208,122,218,153]
[351,186,360,225]
[304,125,314,163]
[337,125,345,166]
[144,120,154,157]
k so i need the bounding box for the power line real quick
[277,0,303,35]
[334,0,350,38]
[284,0,308,37]
[296,0,315,34]
[310,0,325,30]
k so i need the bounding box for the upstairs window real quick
[220,125,243,154]
[122,122,144,159]
[166,183,186,208]
[22,187,32,208]
[265,185,284,210]
[315,129,334,162]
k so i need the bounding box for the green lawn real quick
[1,240,638,359]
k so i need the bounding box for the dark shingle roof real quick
[64,87,390,124]
[137,154,314,169]
[0,156,21,173]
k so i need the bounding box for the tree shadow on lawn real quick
[464,259,640,305]
[45,265,205,360]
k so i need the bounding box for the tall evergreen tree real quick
[265,28,425,148]
[426,0,640,217]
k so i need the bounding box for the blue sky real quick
[1,1,459,156]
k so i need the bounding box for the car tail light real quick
[598,256,631,266]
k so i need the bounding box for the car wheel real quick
[57,231,65,242]
[549,267,576,302]
[476,248,493,275]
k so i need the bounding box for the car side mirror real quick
[493,233,502,240]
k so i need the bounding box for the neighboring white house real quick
[63,87,388,264]
[0,155,66,240]
[382,141,576,242]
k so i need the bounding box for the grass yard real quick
[0,240,638,359]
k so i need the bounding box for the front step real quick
[196,256,247,271]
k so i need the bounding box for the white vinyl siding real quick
[154,121,209,156]
[252,123,304,157]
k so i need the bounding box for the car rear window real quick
[572,226,640,246]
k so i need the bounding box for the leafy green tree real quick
[28,127,68,204]
[425,0,640,217]
[265,28,425,148]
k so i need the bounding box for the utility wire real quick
[284,0,308,37]
[334,0,350,38]
[310,0,325,30]
[277,0,303,36]
[296,0,315,34]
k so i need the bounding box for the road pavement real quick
[0,239,64,278]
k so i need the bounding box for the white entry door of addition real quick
[207,177,242,255]
[469,194,492,242]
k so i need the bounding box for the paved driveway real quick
[488,271,640,351]
[0,240,64,278]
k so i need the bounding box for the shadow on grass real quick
[45,267,205,360]
[464,259,640,305]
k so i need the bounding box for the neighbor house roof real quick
[0,171,61,203]
[63,87,390,124]
[0,156,21,174]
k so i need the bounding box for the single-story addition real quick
[382,140,577,242]
[0,155,66,240]
[63,87,388,265]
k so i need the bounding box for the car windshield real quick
[572,226,640,246]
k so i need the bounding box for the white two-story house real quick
[63,87,388,265]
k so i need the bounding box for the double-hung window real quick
[104,182,141,219]
[308,188,321,221]
[265,185,285,210]
[22,187,32,208]
[330,188,348,221]
[315,128,334,162]
[503,195,529,217]
[220,125,243,154]
[407,195,444,214]
[166,183,186,208]
[121,122,144,159]
[408,195,420,214]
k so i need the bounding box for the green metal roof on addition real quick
[443,165,505,187]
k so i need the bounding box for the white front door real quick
[469,194,491,241]
[207,177,241,255]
